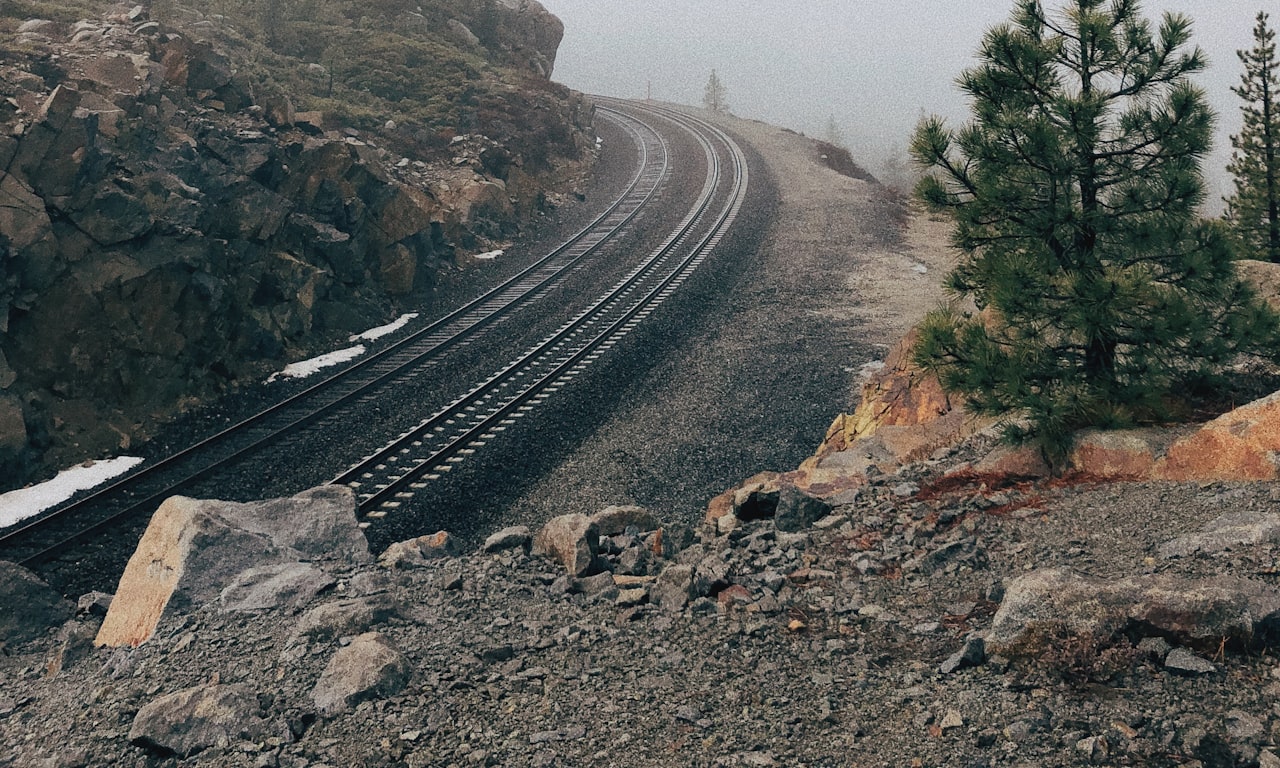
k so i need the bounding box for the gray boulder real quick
[0,560,74,645]
[988,568,1280,656]
[129,683,286,757]
[290,595,400,644]
[96,487,366,647]
[311,632,411,716]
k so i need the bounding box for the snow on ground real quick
[266,345,367,383]
[350,313,419,342]
[474,250,504,261]
[0,456,144,529]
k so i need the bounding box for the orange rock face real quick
[819,329,957,457]
[1068,430,1167,480]
[1154,391,1280,482]
[806,330,993,489]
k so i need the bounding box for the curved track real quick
[338,102,750,520]
[0,100,750,573]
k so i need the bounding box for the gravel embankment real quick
[498,111,954,533]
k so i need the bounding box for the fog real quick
[539,0,1268,206]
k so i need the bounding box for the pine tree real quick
[703,70,728,114]
[1225,12,1280,263]
[910,0,1279,463]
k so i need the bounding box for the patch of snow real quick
[912,263,928,274]
[267,345,367,383]
[474,250,504,261]
[855,360,887,383]
[350,313,419,343]
[0,456,144,529]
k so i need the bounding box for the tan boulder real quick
[96,487,367,647]
[1154,391,1280,482]
[532,514,600,576]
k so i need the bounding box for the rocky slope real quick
[7,427,1280,767]
[0,0,593,488]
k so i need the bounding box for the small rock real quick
[532,514,600,576]
[1076,735,1109,764]
[1136,635,1172,662]
[1226,709,1265,743]
[310,632,411,716]
[939,636,985,674]
[652,564,694,612]
[45,621,95,677]
[1164,647,1216,676]
[76,591,113,616]
[939,709,964,733]
[1003,719,1035,743]
[481,644,514,663]
[483,526,531,553]
[378,531,460,568]
[615,588,648,608]
[570,572,616,597]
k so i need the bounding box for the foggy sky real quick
[539,0,1269,206]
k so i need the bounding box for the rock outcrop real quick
[0,0,594,488]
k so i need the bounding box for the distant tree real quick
[823,114,847,149]
[1225,11,1280,263]
[910,0,1279,462]
[879,144,917,192]
[703,69,728,114]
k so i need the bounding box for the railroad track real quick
[0,105,675,567]
[0,102,749,575]
[338,101,750,520]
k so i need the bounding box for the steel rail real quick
[340,101,751,517]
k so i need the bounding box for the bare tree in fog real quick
[703,69,728,114]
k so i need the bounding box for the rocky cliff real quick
[0,0,594,488]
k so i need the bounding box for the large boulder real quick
[96,486,367,647]
[988,568,1280,657]
[129,683,286,758]
[0,561,74,645]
